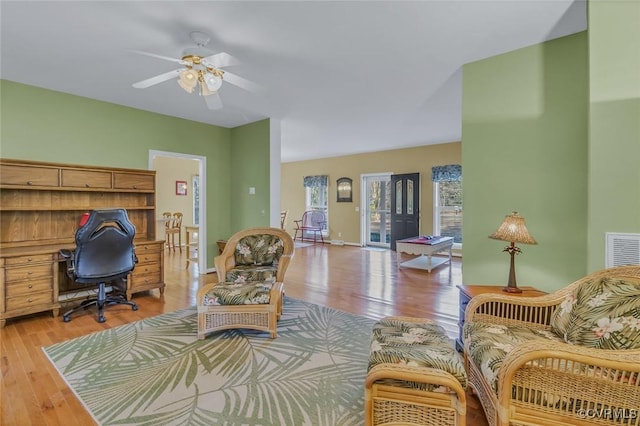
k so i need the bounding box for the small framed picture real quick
[175,180,187,196]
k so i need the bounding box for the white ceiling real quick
[0,1,586,162]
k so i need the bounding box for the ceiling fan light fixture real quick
[178,69,198,88]
[203,71,223,92]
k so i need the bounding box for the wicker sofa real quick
[463,265,640,426]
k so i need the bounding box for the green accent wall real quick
[0,80,271,269]
[587,0,640,271]
[229,119,271,232]
[462,32,589,292]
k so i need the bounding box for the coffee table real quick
[396,236,454,272]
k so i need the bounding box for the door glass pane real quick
[395,181,402,214]
[407,180,414,215]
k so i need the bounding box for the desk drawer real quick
[133,263,160,276]
[113,172,155,191]
[136,253,160,264]
[130,272,161,287]
[6,291,53,311]
[135,242,163,254]
[61,169,112,189]
[0,164,59,187]
[5,254,53,266]
[6,278,52,297]
[5,264,54,282]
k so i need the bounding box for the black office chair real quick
[60,209,139,323]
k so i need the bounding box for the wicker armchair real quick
[195,227,294,340]
[213,227,294,284]
[463,265,640,426]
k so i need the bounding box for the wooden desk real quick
[396,236,454,272]
[0,158,166,327]
[455,284,546,352]
[185,225,199,267]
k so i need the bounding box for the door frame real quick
[360,172,392,247]
[149,150,208,274]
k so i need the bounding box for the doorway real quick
[149,150,207,274]
[361,173,391,248]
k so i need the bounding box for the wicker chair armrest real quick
[497,340,640,421]
[196,281,219,301]
[365,364,467,402]
[465,292,563,329]
[213,254,236,283]
[275,253,293,282]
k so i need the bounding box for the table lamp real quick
[489,211,537,293]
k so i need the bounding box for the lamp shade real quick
[489,212,537,245]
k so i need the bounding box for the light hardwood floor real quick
[1,242,488,426]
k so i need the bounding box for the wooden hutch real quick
[0,158,165,327]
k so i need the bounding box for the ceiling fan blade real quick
[128,49,187,65]
[204,92,223,110]
[222,71,264,94]
[132,69,184,89]
[202,52,239,68]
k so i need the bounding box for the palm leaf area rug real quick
[43,297,376,426]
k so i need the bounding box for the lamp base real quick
[502,285,523,293]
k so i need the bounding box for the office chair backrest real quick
[73,209,137,283]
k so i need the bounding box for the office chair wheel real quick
[132,305,139,311]
[63,315,71,322]
[97,315,106,323]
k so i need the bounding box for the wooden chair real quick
[165,212,183,252]
[162,211,172,249]
[280,210,288,230]
[293,210,326,243]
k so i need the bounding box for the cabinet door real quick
[114,173,155,191]
[61,169,112,189]
[0,165,59,187]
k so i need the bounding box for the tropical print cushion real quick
[201,281,273,306]
[464,321,564,393]
[368,317,467,392]
[225,265,278,283]
[234,234,284,266]
[550,288,580,340]
[563,276,640,349]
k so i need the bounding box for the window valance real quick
[303,175,328,188]
[432,164,462,182]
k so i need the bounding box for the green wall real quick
[229,119,271,233]
[0,80,271,269]
[462,32,589,292]
[587,0,640,271]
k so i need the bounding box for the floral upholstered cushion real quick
[562,276,640,349]
[368,317,467,392]
[233,234,284,266]
[464,321,564,393]
[550,288,580,340]
[225,265,278,283]
[201,281,274,306]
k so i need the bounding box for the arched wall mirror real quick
[337,177,353,202]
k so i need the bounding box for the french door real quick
[362,174,391,247]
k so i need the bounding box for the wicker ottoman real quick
[365,316,468,426]
[196,280,283,339]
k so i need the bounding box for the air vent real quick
[606,233,640,267]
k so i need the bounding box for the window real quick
[303,175,329,234]
[432,165,462,246]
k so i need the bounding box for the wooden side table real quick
[455,285,546,352]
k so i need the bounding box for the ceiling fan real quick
[131,31,259,110]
